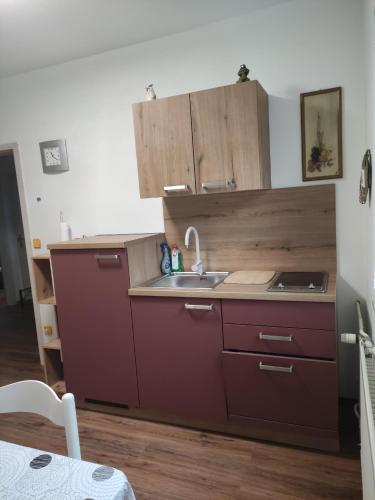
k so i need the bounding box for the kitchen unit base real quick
[75,399,340,452]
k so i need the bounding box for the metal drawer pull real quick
[259,333,293,342]
[163,184,190,193]
[259,361,293,373]
[185,303,213,311]
[201,179,236,190]
[94,254,120,260]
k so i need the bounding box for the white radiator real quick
[342,301,375,499]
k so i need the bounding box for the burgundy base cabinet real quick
[131,296,227,421]
[51,249,139,407]
[221,299,339,446]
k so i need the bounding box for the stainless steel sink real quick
[146,272,228,290]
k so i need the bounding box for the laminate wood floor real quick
[0,304,363,499]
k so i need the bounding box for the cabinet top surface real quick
[129,272,336,303]
[132,80,262,106]
[47,233,163,250]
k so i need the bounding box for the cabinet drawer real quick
[222,300,335,330]
[223,324,336,359]
[222,351,338,430]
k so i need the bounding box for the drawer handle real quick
[185,303,213,311]
[201,179,236,190]
[163,184,190,193]
[259,333,293,342]
[94,254,120,261]
[259,361,293,373]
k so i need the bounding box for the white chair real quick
[0,380,81,459]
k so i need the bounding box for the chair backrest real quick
[0,380,81,459]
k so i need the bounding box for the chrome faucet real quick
[184,226,203,275]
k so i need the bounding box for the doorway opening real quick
[0,146,43,386]
[0,152,31,306]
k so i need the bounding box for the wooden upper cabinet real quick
[132,81,271,198]
[133,94,196,198]
[190,81,271,194]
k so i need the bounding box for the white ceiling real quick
[0,0,290,79]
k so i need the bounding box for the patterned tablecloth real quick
[0,440,136,499]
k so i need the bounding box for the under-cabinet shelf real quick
[32,254,55,305]
[50,380,66,398]
[42,338,64,396]
[44,338,61,350]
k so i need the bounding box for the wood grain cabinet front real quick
[132,94,196,198]
[50,249,139,407]
[132,81,271,198]
[131,296,227,421]
[190,81,271,194]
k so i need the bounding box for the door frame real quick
[0,143,43,361]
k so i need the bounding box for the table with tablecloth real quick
[0,439,136,499]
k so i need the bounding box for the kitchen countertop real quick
[128,272,336,303]
[47,233,163,250]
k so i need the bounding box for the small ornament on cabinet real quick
[236,64,250,83]
[145,84,156,100]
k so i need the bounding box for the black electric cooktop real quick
[267,272,327,293]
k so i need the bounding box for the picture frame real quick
[300,87,342,181]
[39,139,69,173]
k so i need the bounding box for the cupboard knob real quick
[259,361,293,373]
[258,332,293,342]
[184,303,213,311]
[94,254,120,261]
[163,185,190,193]
[201,179,236,190]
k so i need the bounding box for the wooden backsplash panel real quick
[163,185,336,272]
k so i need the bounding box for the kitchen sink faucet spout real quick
[184,226,203,275]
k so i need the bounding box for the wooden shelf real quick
[51,380,66,398]
[43,338,61,351]
[39,296,56,305]
[32,253,50,260]
[32,255,55,305]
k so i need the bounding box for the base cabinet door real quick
[131,297,227,421]
[222,351,338,430]
[51,249,139,406]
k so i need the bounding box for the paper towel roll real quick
[60,221,71,241]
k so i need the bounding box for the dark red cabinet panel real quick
[223,324,336,359]
[222,299,336,330]
[131,297,227,421]
[51,249,139,406]
[222,351,338,430]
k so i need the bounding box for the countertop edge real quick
[128,273,337,303]
[47,233,164,250]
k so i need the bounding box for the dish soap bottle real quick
[160,243,171,274]
[171,244,183,272]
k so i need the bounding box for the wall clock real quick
[39,139,69,173]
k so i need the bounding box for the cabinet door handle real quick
[259,332,293,342]
[201,179,236,190]
[94,254,120,261]
[185,303,213,311]
[259,361,293,373]
[163,184,190,193]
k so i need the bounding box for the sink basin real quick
[146,272,228,290]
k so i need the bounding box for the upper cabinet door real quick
[133,94,196,198]
[190,81,271,194]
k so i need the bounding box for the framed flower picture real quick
[300,87,342,181]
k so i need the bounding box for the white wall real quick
[0,0,367,396]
